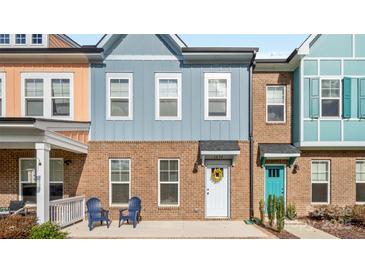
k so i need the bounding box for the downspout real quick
[248,52,256,220]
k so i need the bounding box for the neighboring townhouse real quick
[0,34,103,222]
[254,34,365,217]
[77,34,257,220]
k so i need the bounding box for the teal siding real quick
[358,78,365,118]
[292,68,300,144]
[308,35,353,57]
[344,121,365,141]
[344,60,365,76]
[355,35,365,57]
[304,78,310,118]
[304,60,318,75]
[303,120,318,141]
[309,78,320,118]
[320,120,341,141]
[320,60,341,75]
[343,77,352,118]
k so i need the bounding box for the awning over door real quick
[259,144,300,167]
[200,140,240,166]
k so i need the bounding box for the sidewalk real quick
[285,220,338,239]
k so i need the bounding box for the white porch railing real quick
[50,196,85,228]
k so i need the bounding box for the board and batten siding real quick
[90,61,249,141]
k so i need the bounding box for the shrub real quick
[308,205,353,224]
[352,205,365,224]
[259,199,265,224]
[29,222,68,239]
[286,203,297,220]
[276,196,285,232]
[267,195,277,227]
[0,215,37,239]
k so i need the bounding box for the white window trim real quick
[109,159,131,207]
[155,73,182,120]
[21,72,74,120]
[0,34,48,48]
[204,72,231,121]
[356,160,365,204]
[266,85,286,124]
[311,160,330,205]
[106,73,133,120]
[0,72,5,117]
[18,158,64,202]
[320,78,342,119]
[158,159,180,207]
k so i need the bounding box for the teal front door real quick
[265,165,285,204]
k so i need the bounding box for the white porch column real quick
[35,143,51,224]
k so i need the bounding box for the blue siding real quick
[320,60,341,75]
[303,78,310,118]
[344,60,365,76]
[355,35,365,57]
[320,120,341,141]
[344,121,365,141]
[303,60,317,76]
[308,35,353,57]
[303,120,318,141]
[91,61,249,141]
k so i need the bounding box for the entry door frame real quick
[264,164,287,209]
[204,164,231,219]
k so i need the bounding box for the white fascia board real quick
[263,153,301,158]
[300,141,365,149]
[200,150,240,155]
[44,131,88,154]
[297,34,319,55]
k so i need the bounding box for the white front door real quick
[205,166,229,218]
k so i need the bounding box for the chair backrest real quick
[86,197,102,213]
[9,200,25,212]
[128,197,141,212]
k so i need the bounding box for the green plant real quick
[276,196,285,232]
[286,203,297,220]
[29,222,68,239]
[0,215,37,239]
[267,195,277,227]
[259,199,265,224]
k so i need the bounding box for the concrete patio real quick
[63,220,275,239]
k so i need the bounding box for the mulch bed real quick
[258,223,299,239]
[304,218,365,239]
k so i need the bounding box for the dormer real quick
[0,34,82,48]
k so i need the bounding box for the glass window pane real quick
[267,87,284,104]
[0,34,10,44]
[312,183,328,203]
[21,159,36,182]
[267,105,284,122]
[159,79,178,97]
[209,99,227,116]
[111,160,129,182]
[22,184,37,203]
[322,99,339,117]
[169,160,178,171]
[50,184,63,201]
[32,34,42,44]
[356,162,365,182]
[160,171,169,182]
[160,183,178,205]
[110,79,129,97]
[16,34,26,44]
[25,79,43,97]
[52,99,70,116]
[50,160,64,182]
[111,184,129,204]
[26,99,43,116]
[208,79,227,97]
[356,184,365,202]
[111,99,129,116]
[170,171,178,182]
[160,99,178,117]
[160,160,168,171]
[52,79,70,97]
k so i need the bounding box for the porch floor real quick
[63,220,274,239]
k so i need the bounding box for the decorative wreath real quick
[211,168,224,183]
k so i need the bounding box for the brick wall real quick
[77,141,250,220]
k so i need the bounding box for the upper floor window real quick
[266,85,286,123]
[155,73,182,120]
[106,73,133,120]
[21,73,73,119]
[204,73,231,120]
[0,73,4,116]
[0,34,10,44]
[311,160,330,204]
[15,34,26,44]
[32,34,43,44]
[321,79,341,117]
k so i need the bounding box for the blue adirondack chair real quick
[119,196,141,228]
[86,197,110,231]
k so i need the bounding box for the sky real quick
[68,34,308,58]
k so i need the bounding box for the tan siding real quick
[48,34,76,48]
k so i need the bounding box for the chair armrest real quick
[119,207,128,212]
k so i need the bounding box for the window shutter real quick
[309,78,320,118]
[358,78,365,118]
[343,77,352,118]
